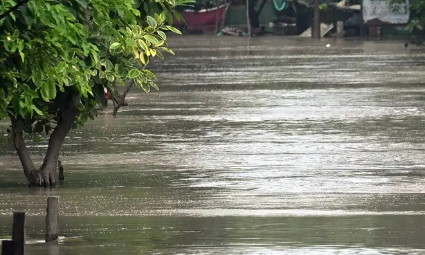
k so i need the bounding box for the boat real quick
[174,4,229,32]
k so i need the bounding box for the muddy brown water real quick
[1,36,425,254]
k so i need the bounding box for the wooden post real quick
[12,212,25,255]
[48,243,60,255]
[313,0,321,39]
[46,197,59,243]
[246,0,251,37]
[1,240,14,255]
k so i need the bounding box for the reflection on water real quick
[1,36,425,254]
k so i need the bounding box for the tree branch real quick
[42,94,79,167]
[112,79,134,116]
[38,93,79,187]
[122,79,135,98]
[0,0,29,20]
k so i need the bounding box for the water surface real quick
[1,36,425,254]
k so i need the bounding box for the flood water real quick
[1,36,425,254]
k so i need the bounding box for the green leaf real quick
[144,69,157,79]
[106,74,115,82]
[131,8,140,16]
[145,26,155,33]
[109,42,121,50]
[166,12,174,26]
[99,71,106,79]
[57,62,67,73]
[32,72,42,87]
[156,50,164,59]
[157,31,166,40]
[76,0,88,9]
[159,12,166,23]
[41,87,50,102]
[160,47,175,55]
[106,60,113,71]
[31,105,43,116]
[142,82,150,93]
[150,49,157,57]
[136,78,150,93]
[173,10,184,22]
[143,35,160,45]
[18,41,25,62]
[19,101,26,109]
[319,3,328,10]
[137,39,148,51]
[147,16,157,28]
[128,69,142,79]
[150,82,159,91]
[166,25,182,35]
[48,81,57,99]
[139,52,147,65]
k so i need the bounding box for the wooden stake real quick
[12,212,25,255]
[46,197,59,243]
[1,240,14,255]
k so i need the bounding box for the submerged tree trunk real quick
[11,119,40,185]
[11,94,80,187]
[112,79,134,116]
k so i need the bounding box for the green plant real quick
[0,0,190,187]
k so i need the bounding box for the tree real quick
[404,0,425,32]
[388,0,425,33]
[0,0,188,187]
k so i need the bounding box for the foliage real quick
[404,0,425,32]
[390,0,425,32]
[0,0,190,141]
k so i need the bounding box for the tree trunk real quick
[11,119,40,186]
[11,94,80,187]
[112,79,134,116]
